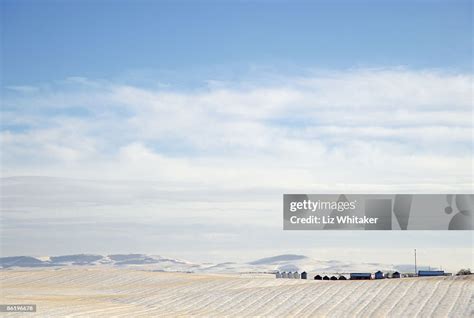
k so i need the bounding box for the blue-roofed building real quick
[374,271,384,279]
[418,270,445,277]
[350,273,372,280]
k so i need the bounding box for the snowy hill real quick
[2,268,471,317]
[0,253,407,274]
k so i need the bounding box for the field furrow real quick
[1,268,472,317]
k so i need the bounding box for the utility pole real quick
[414,249,417,276]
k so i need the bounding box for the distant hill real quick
[249,254,308,265]
[0,253,411,274]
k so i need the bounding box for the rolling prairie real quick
[1,268,472,317]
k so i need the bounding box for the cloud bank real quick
[2,68,472,191]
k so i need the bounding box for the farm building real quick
[323,275,330,280]
[418,270,445,277]
[281,272,288,278]
[301,271,307,279]
[374,271,384,279]
[330,276,338,280]
[287,272,294,278]
[275,272,281,278]
[338,275,347,280]
[392,272,401,278]
[314,275,322,280]
[350,273,371,280]
[293,272,300,279]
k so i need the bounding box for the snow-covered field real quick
[1,267,472,317]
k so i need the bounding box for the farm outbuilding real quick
[301,271,307,279]
[314,275,322,280]
[330,276,338,280]
[323,275,330,280]
[275,272,281,278]
[338,275,347,280]
[418,270,444,277]
[350,273,371,280]
[293,272,300,279]
[392,272,401,278]
[374,271,384,279]
[281,272,288,278]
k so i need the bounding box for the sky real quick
[2,0,472,85]
[0,1,473,271]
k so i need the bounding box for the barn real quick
[330,276,338,280]
[301,271,307,279]
[418,270,445,277]
[374,271,384,279]
[350,273,371,280]
[323,275,330,280]
[314,275,322,280]
[338,275,347,280]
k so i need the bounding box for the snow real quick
[0,267,471,317]
[0,254,402,274]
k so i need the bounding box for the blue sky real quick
[2,0,472,86]
[1,1,473,270]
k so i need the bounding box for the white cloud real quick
[1,68,472,192]
[6,85,39,93]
